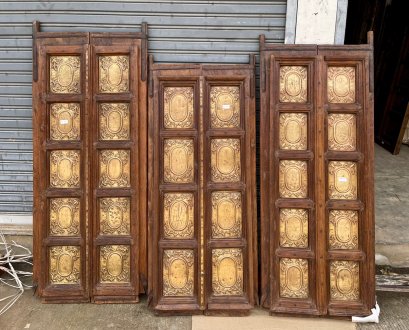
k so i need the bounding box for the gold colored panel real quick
[100,245,130,283]
[49,198,80,236]
[49,246,80,284]
[210,86,240,128]
[328,114,356,151]
[279,160,308,198]
[50,150,80,188]
[211,191,242,239]
[163,193,194,239]
[329,210,358,250]
[99,150,130,188]
[279,66,308,103]
[50,103,80,141]
[164,87,194,128]
[99,55,129,93]
[279,258,309,298]
[211,138,241,182]
[99,103,130,140]
[163,249,194,296]
[327,67,356,104]
[328,161,357,200]
[330,261,360,301]
[163,139,194,183]
[49,56,81,94]
[212,248,243,296]
[99,198,130,235]
[279,113,308,150]
[279,209,308,248]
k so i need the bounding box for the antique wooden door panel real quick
[149,61,257,314]
[33,30,90,302]
[33,23,148,303]
[259,34,375,316]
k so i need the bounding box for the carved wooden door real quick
[148,60,257,314]
[259,34,375,316]
[32,23,148,303]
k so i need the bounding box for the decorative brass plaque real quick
[164,87,194,128]
[163,249,194,296]
[49,246,81,284]
[50,150,80,188]
[99,55,129,93]
[163,193,194,239]
[279,209,308,248]
[328,114,356,151]
[210,86,240,128]
[279,258,309,298]
[327,67,356,104]
[50,103,80,141]
[211,138,241,182]
[163,139,194,183]
[279,66,308,103]
[99,150,130,188]
[100,245,130,283]
[99,103,130,140]
[99,198,130,235]
[212,248,243,296]
[49,198,80,236]
[279,160,308,198]
[328,161,357,200]
[279,113,308,150]
[49,56,81,94]
[211,191,242,239]
[330,261,359,301]
[329,210,358,250]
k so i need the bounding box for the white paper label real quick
[60,119,69,125]
[338,177,348,182]
[222,104,231,110]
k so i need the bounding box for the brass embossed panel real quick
[210,86,240,128]
[99,55,129,93]
[327,67,356,104]
[279,66,308,103]
[50,103,80,141]
[163,249,194,296]
[211,191,242,239]
[99,198,130,235]
[279,160,308,198]
[279,113,308,150]
[212,248,243,296]
[50,150,80,188]
[328,114,356,151]
[99,103,130,140]
[164,87,194,128]
[330,261,359,301]
[163,139,194,183]
[279,258,309,298]
[99,150,130,188]
[49,246,81,284]
[163,193,194,239]
[279,209,308,248]
[328,161,357,200]
[49,56,81,94]
[100,245,130,283]
[49,198,80,236]
[211,138,241,182]
[329,210,358,250]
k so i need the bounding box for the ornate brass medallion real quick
[328,161,357,200]
[50,103,80,141]
[163,249,194,296]
[212,248,243,296]
[50,150,81,188]
[99,103,130,140]
[49,56,81,94]
[99,150,130,188]
[211,191,242,239]
[99,198,130,235]
[211,138,241,182]
[279,160,308,198]
[49,246,81,284]
[164,87,194,128]
[279,66,308,103]
[328,114,356,151]
[279,113,308,150]
[49,198,80,236]
[100,245,130,283]
[279,209,308,248]
[99,56,129,93]
[163,139,194,183]
[279,258,309,298]
[163,193,195,239]
[327,67,356,104]
[329,210,358,250]
[330,261,359,301]
[210,86,240,128]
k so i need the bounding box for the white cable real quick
[0,231,33,316]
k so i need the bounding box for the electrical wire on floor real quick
[0,231,33,316]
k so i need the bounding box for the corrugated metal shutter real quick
[0,0,286,214]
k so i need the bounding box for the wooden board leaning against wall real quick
[32,21,148,303]
[259,32,375,317]
[147,58,257,315]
